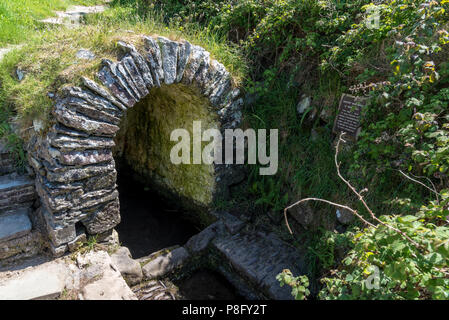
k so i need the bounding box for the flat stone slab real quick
[77,251,137,300]
[0,174,34,191]
[0,261,69,300]
[0,45,21,61]
[0,209,32,242]
[40,5,106,27]
[213,232,306,300]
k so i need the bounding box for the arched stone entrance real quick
[26,36,243,255]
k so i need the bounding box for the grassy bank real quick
[0,0,107,46]
[0,1,246,168]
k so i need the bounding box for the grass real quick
[0,3,247,142]
[0,0,107,46]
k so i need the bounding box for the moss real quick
[116,83,219,210]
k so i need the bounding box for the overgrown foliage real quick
[1,0,449,299]
[146,0,449,299]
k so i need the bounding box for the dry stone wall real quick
[27,36,243,256]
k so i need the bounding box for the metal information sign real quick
[333,94,366,139]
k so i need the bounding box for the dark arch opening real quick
[113,83,219,258]
[114,163,199,259]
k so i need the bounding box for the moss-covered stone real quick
[115,83,219,213]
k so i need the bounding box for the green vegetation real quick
[0,0,106,46]
[1,0,449,299]
[0,1,245,166]
[143,0,449,299]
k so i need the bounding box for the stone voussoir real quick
[143,35,164,87]
[117,41,154,89]
[97,61,137,108]
[157,36,179,85]
[26,35,243,257]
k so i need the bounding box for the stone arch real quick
[26,35,244,255]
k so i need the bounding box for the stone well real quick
[26,36,244,255]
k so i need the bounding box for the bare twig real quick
[284,132,423,250]
[284,198,376,234]
[397,169,440,204]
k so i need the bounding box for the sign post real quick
[332,94,366,141]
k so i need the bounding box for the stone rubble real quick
[141,247,190,280]
[0,249,138,300]
[0,144,41,265]
[110,246,143,286]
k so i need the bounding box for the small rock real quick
[185,222,221,253]
[96,229,119,246]
[320,106,333,123]
[221,213,245,235]
[78,251,137,300]
[110,247,143,285]
[16,68,24,81]
[33,119,44,133]
[76,49,95,60]
[142,247,189,279]
[67,233,87,253]
[296,95,311,115]
[336,209,354,225]
[288,203,315,228]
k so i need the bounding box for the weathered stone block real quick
[143,36,164,87]
[176,40,192,83]
[185,222,222,253]
[97,63,136,108]
[47,223,76,247]
[67,232,87,252]
[142,247,189,279]
[82,198,120,234]
[53,100,120,137]
[181,45,209,85]
[0,174,35,213]
[0,209,32,242]
[110,247,143,285]
[117,41,154,89]
[81,76,127,111]
[121,55,149,97]
[157,36,178,85]
[213,232,306,300]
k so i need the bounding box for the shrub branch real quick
[284,132,422,250]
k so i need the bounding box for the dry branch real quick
[283,132,422,250]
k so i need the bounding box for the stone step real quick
[0,208,32,243]
[0,260,70,300]
[0,174,35,214]
[213,231,306,300]
[0,143,16,175]
[39,5,106,28]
